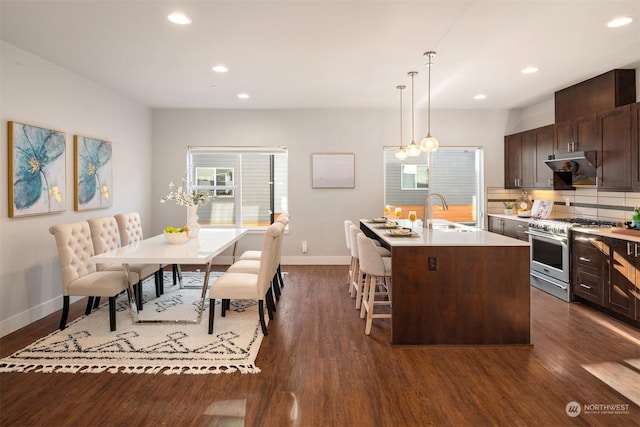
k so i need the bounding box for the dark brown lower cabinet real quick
[488,216,528,242]
[607,238,638,319]
[572,231,639,326]
[571,231,606,304]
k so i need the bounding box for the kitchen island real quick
[360,220,531,346]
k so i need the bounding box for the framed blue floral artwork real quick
[74,135,113,211]
[8,121,66,218]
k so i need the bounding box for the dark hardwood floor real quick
[1,265,639,426]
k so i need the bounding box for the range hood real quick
[544,150,597,187]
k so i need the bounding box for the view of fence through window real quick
[384,147,484,226]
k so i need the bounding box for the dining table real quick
[92,227,249,325]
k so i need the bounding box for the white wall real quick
[0,42,152,336]
[151,108,512,265]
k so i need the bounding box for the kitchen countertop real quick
[489,214,640,243]
[572,226,640,243]
[361,219,529,247]
[488,213,534,223]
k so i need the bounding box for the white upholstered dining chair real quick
[208,221,284,335]
[88,216,160,311]
[49,221,136,331]
[236,213,289,297]
[114,212,172,295]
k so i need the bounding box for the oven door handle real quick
[530,271,568,290]
[526,230,568,244]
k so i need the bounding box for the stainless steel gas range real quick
[527,217,617,302]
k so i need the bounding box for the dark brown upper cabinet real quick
[532,125,554,188]
[555,69,636,123]
[597,104,632,191]
[553,114,598,154]
[505,125,554,189]
[632,103,640,191]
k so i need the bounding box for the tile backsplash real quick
[487,187,639,225]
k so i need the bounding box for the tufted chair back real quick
[114,212,144,245]
[257,221,284,296]
[87,216,122,271]
[49,221,97,295]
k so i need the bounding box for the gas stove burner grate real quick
[553,217,618,227]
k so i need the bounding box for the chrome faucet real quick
[423,193,449,229]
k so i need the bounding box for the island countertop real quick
[361,219,530,247]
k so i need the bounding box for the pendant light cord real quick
[411,73,415,142]
[427,57,431,135]
[408,71,417,143]
[399,86,403,146]
[425,51,436,136]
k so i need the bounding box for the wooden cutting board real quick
[610,227,640,237]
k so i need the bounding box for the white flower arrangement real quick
[160,177,212,207]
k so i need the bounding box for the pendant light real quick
[420,51,439,153]
[394,85,408,160]
[406,71,421,157]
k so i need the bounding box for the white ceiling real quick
[1,0,639,111]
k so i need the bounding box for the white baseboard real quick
[212,255,350,266]
[0,295,82,338]
[281,255,350,265]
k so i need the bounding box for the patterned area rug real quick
[0,272,265,375]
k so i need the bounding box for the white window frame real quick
[187,146,288,229]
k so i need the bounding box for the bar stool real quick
[357,233,392,335]
[344,220,355,293]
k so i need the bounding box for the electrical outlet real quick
[565,198,571,207]
[301,241,308,253]
[428,257,437,271]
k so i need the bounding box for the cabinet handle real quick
[636,243,639,258]
[548,178,553,187]
[579,256,590,262]
[628,242,633,256]
[579,283,591,290]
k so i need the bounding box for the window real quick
[384,147,484,227]
[188,147,288,228]
[401,164,429,189]
[195,167,234,197]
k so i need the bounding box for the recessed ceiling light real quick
[212,65,229,73]
[167,13,192,25]
[521,67,538,74]
[473,94,487,100]
[238,93,250,99]
[607,17,633,28]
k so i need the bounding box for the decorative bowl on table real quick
[164,228,190,244]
